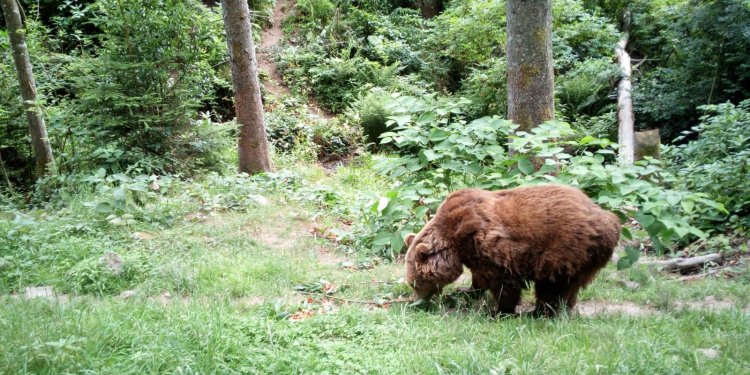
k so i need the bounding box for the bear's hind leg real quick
[533,281,581,318]
[491,283,522,316]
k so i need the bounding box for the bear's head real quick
[404,226,463,300]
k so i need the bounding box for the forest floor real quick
[2,168,750,373]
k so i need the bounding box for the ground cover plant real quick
[2,169,750,373]
[2,0,750,373]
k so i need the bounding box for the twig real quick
[707,37,725,105]
[298,291,411,305]
[0,151,12,190]
[344,280,399,285]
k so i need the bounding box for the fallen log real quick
[642,253,724,274]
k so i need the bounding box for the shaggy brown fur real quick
[404,184,621,317]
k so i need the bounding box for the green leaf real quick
[634,212,655,229]
[391,233,405,253]
[484,145,505,157]
[127,183,148,192]
[376,197,390,213]
[113,186,127,203]
[621,226,633,240]
[95,202,114,214]
[428,130,450,142]
[617,245,641,270]
[680,200,695,214]
[373,232,392,246]
[414,206,429,218]
[517,157,535,175]
[390,114,412,126]
[416,111,437,125]
[423,149,440,161]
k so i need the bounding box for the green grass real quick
[1,164,749,374]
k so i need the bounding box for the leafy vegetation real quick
[1,0,749,372]
[667,100,750,231]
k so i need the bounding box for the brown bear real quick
[404,184,621,317]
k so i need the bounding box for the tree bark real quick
[2,0,54,177]
[616,10,635,165]
[221,0,272,174]
[506,0,555,132]
[416,0,443,19]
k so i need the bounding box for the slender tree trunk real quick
[2,0,54,177]
[506,0,555,133]
[416,0,443,19]
[615,10,634,165]
[221,0,272,174]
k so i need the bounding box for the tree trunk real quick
[616,11,635,165]
[416,0,443,19]
[221,0,272,174]
[2,0,54,177]
[506,0,555,132]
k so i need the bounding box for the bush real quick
[667,100,750,231]
[345,95,726,258]
[552,0,620,71]
[458,57,508,118]
[293,0,337,27]
[351,89,395,145]
[310,118,360,158]
[574,111,618,140]
[266,99,315,153]
[556,58,619,119]
[66,0,229,175]
[310,56,399,113]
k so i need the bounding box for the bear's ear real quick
[404,233,416,247]
[414,243,433,262]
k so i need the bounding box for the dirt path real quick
[258,0,292,99]
[257,0,331,118]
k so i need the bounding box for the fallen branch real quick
[642,253,724,273]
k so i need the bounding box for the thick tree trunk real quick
[506,0,555,132]
[221,0,272,174]
[616,11,635,165]
[416,0,443,19]
[2,0,54,177]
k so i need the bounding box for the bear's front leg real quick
[454,272,490,299]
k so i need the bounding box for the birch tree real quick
[615,10,635,165]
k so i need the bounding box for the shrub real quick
[310,118,360,158]
[67,0,228,175]
[351,89,395,145]
[345,95,726,258]
[667,100,750,231]
[266,99,315,153]
[556,58,619,119]
[458,57,508,118]
[293,0,337,27]
[574,111,618,140]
